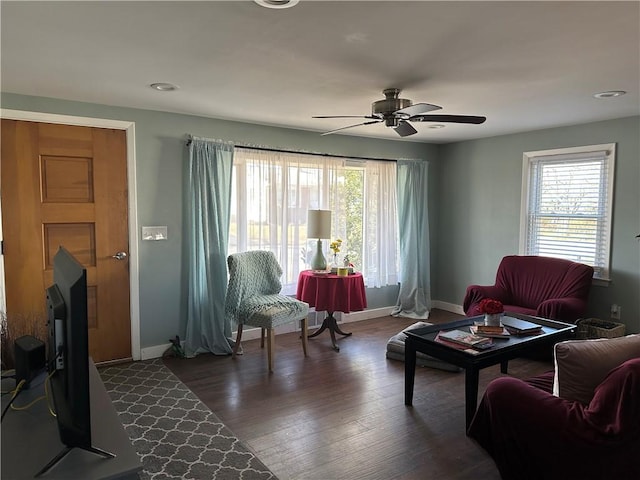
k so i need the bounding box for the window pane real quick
[230,148,398,293]
[522,145,614,280]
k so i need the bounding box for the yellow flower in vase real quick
[329,239,342,267]
[329,238,342,254]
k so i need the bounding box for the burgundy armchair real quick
[463,255,593,322]
[468,358,640,480]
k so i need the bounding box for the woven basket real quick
[576,318,626,340]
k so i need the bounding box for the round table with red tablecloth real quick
[296,270,367,351]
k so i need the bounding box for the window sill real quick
[592,277,611,287]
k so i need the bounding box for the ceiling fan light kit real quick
[593,90,626,99]
[150,82,178,91]
[254,0,299,9]
[314,88,487,138]
[372,88,412,124]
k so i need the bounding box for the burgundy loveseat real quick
[468,357,640,480]
[463,255,593,322]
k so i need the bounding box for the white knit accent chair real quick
[225,250,309,372]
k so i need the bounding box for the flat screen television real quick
[40,246,113,476]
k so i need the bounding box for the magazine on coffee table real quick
[436,329,494,350]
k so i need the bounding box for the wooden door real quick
[1,119,131,363]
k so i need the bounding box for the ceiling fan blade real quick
[320,120,382,136]
[410,114,487,124]
[393,120,418,137]
[313,115,379,119]
[394,103,442,117]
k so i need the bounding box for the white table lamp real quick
[307,209,331,271]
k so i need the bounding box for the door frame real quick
[0,109,141,361]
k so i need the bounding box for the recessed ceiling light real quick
[150,83,179,92]
[427,124,446,129]
[593,90,626,99]
[254,0,299,9]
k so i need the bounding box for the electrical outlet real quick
[610,304,621,320]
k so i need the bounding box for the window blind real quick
[524,148,613,279]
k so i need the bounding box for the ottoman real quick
[386,322,462,372]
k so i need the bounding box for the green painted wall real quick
[1,93,437,349]
[3,93,638,350]
[434,116,640,333]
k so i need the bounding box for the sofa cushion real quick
[553,334,640,404]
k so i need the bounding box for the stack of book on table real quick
[500,316,543,336]
[436,329,494,350]
[470,324,511,338]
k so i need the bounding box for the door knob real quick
[112,251,128,260]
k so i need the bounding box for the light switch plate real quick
[142,226,168,241]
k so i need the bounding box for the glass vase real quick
[484,313,503,327]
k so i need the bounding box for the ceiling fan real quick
[313,88,486,137]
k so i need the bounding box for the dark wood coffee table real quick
[404,313,576,431]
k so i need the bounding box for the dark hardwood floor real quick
[164,310,553,480]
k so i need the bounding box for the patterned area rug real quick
[99,358,277,480]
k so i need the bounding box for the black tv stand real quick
[1,359,141,479]
[36,445,116,477]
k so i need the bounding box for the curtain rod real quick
[185,134,422,163]
[235,144,399,163]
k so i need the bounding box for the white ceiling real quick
[1,1,639,143]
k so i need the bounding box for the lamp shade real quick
[307,210,331,239]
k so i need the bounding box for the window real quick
[229,147,399,294]
[520,144,615,280]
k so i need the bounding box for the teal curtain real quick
[392,160,431,319]
[184,137,234,356]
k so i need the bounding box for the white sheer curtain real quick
[229,147,399,293]
[230,148,343,294]
[363,160,399,287]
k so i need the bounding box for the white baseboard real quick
[342,306,396,323]
[431,300,465,316]
[141,343,173,360]
[140,302,465,360]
